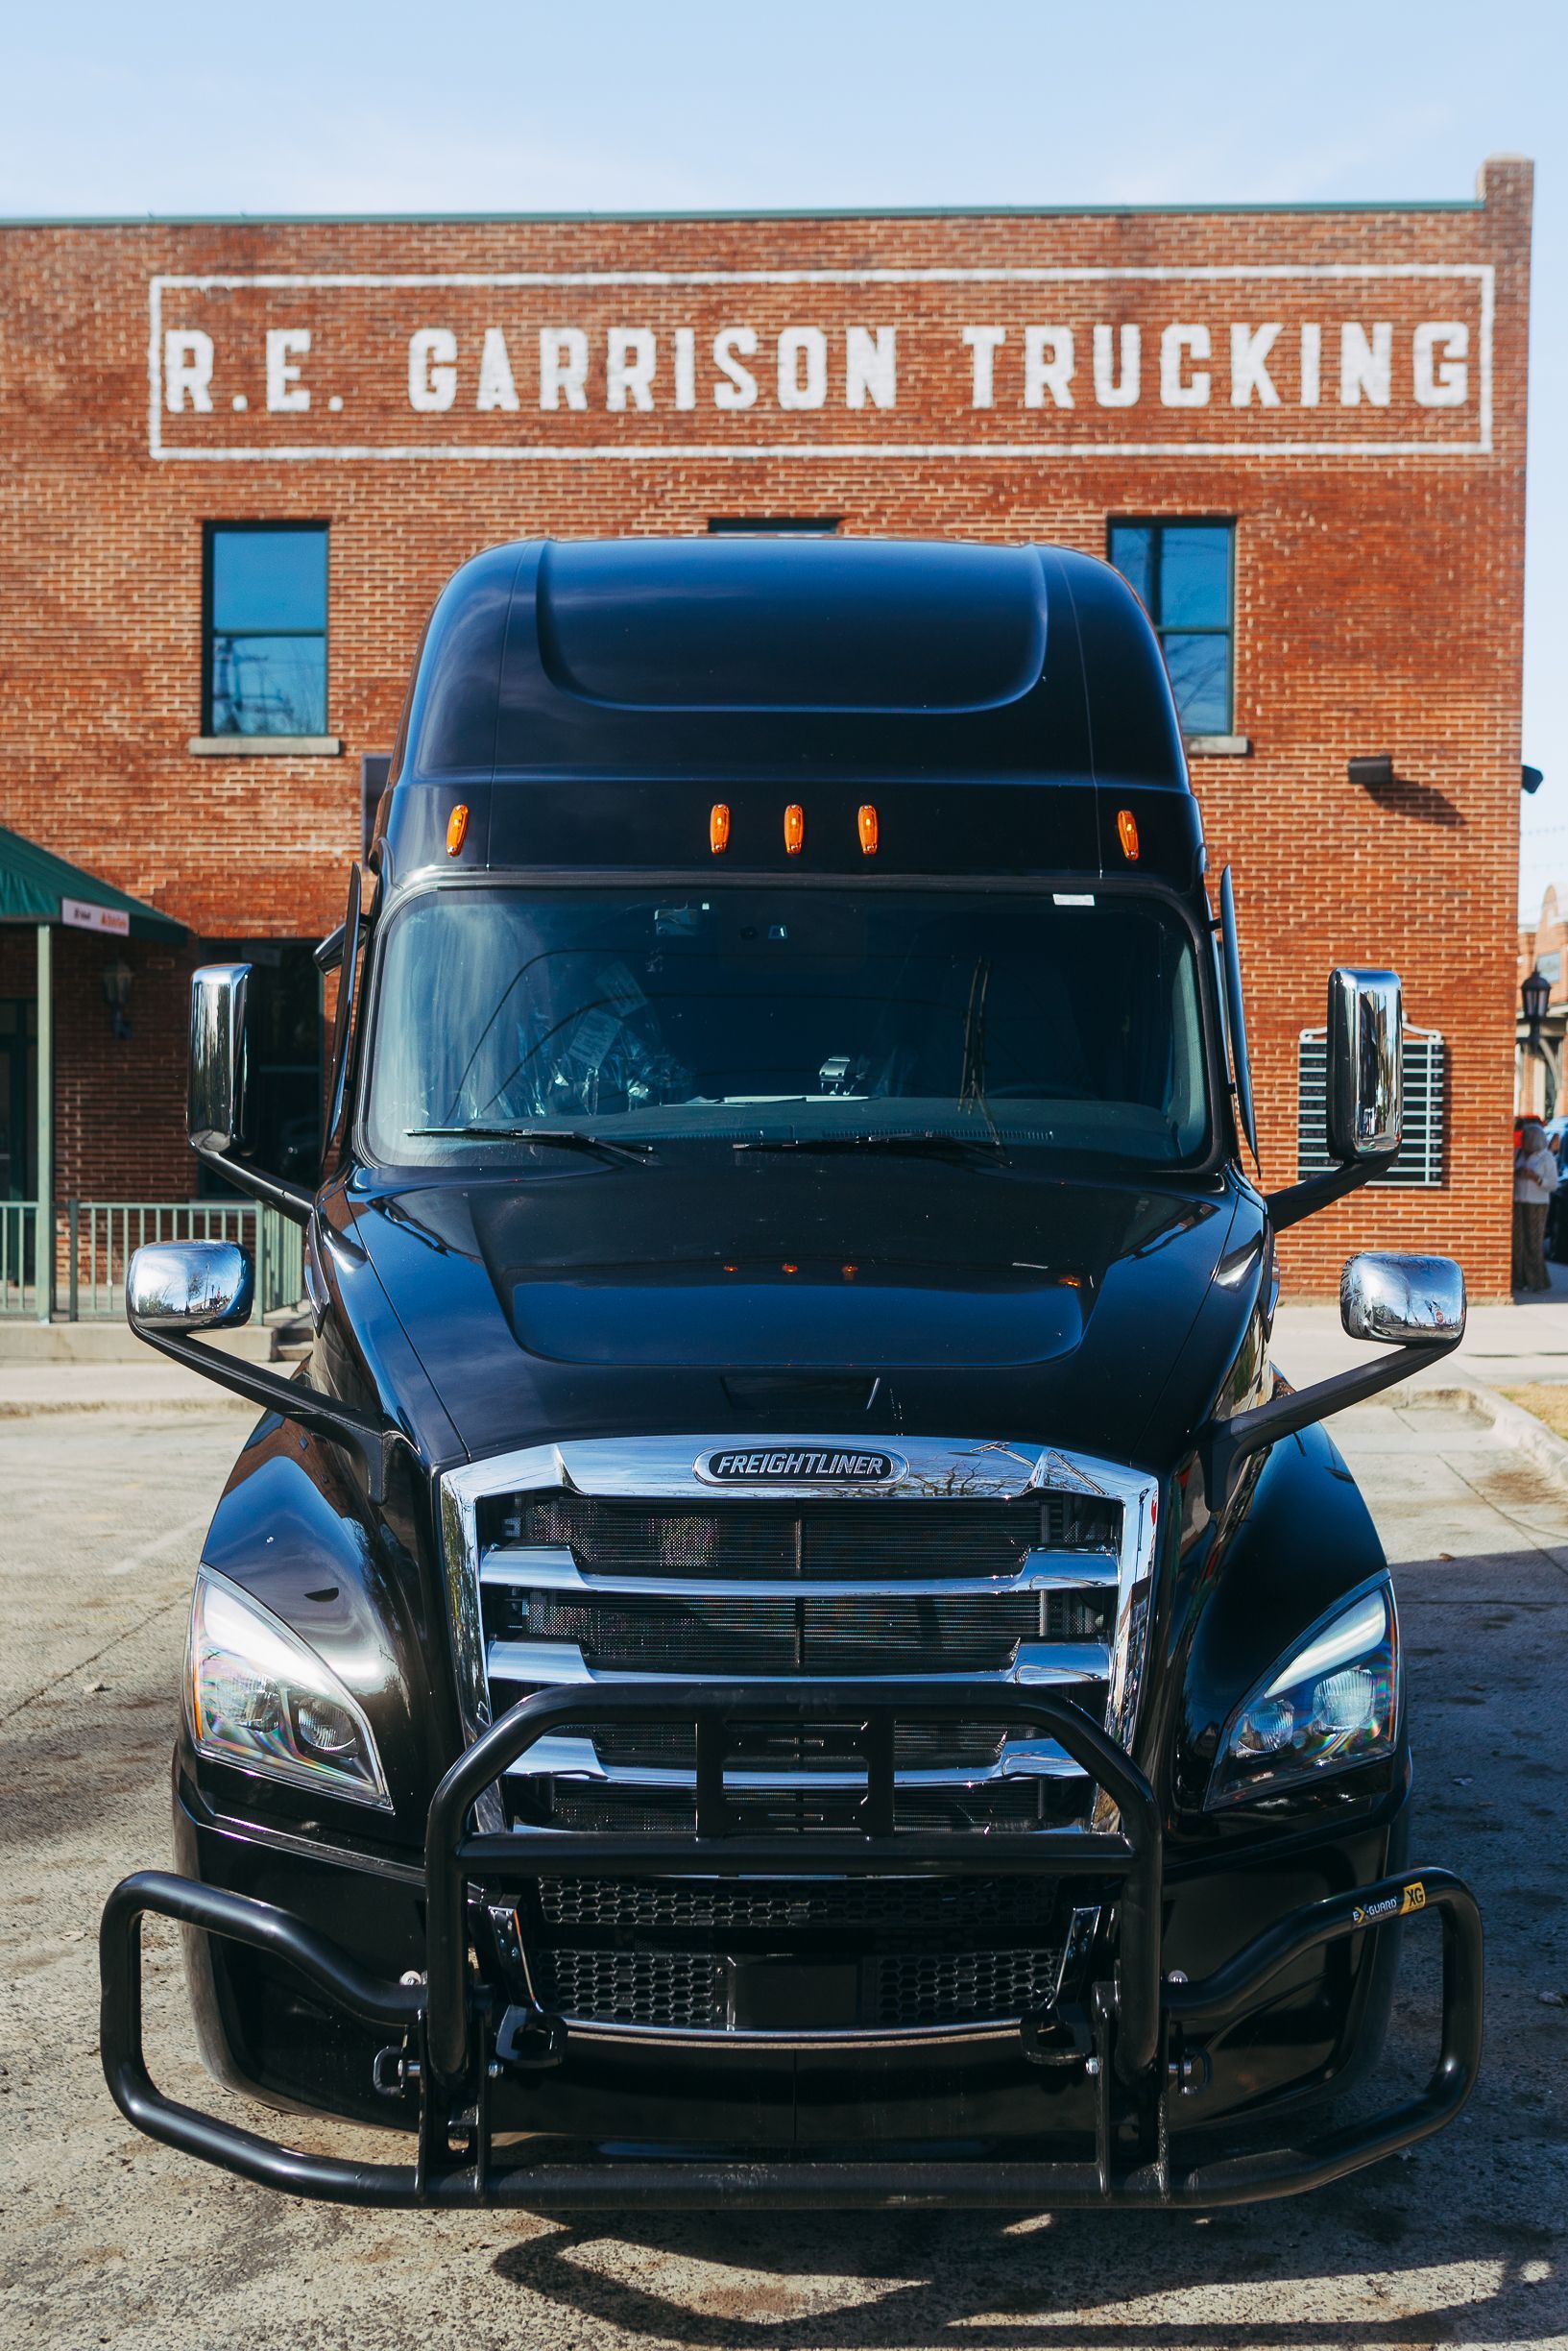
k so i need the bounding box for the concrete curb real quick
[1383,1375,1568,1485]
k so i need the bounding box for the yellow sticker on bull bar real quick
[1352,1880,1426,1927]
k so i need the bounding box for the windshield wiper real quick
[734,1131,1007,1164]
[411,1126,656,1169]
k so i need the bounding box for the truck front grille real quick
[520,1590,1045,1677]
[543,1778,1056,1835]
[500,1492,1119,1578]
[443,1435,1155,2039]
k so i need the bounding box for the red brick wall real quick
[0,163,1531,1292]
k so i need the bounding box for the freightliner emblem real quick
[695,1446,907,1488]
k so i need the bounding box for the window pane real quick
[211,528,327,633]
[1162,633,1231,734]
[209,635,326,736]
[1158,527,1230,628]
[1108,523,1154,611]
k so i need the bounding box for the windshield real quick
[363,885,1211,1170]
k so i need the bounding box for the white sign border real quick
[148,263,1495,463]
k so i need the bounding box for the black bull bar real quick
[100,1682,1483,2209]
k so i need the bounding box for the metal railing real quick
[0,1202,39,1319]
[0,1200,305,1321]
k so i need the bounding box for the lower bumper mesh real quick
[530,1942,1065,2030]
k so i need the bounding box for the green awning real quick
[0,822,186,942]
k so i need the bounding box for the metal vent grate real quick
[1296,1025,1445,1187]
[537,1873,1062,1937]
[534,1947,725,2028]
[874,1947,1061,2027]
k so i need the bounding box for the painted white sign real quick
[149,265,1494,461]
[60,897,131,935]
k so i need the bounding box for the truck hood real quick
[335,1154,1260,1470]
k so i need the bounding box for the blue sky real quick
[5,0,1561,916]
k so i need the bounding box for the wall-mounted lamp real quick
[1522,764,1544,795]
[102,953,133,1041]
[1348,755,1395,791]
[1521,966,1552,1044]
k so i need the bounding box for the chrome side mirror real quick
[1325,968,1402,1163]
[1340,1251,1466,1347]
[127,1241,254,1332]
[189,964,253,1156]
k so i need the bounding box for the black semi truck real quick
[101,535,1480,2210]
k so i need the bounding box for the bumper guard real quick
[100,1681,1483,2209]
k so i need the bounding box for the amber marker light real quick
[1117,808,1141,861]
[857,804,879,856]
[784,804,805,856]
[710,802,731,855]
[446,802,470,858]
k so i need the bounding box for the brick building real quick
[0,158,1532,1305]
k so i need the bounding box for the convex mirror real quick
[1340,1251,1466,1347]
[127,1241,254,1333]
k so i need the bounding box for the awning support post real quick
[36,921,53,1323]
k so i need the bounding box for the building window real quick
[205,523,328,737]
[1297,1025,1446,1188]
[1108,521,1233,736]
[707,517,842,535]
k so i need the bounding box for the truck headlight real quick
[1206,1579,1399,1810]
[186,1566,392,1810]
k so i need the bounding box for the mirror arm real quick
[129,1319,408,1506]
[193,1145,314,1228]
[1204,1330,1460,1511]
[1265,1157,1377,1233]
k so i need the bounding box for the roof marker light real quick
[446,803,469,857]
[710,803,731,855]
[1117,808,1141,861]
[857,804,879,856]
[784,804,805,856]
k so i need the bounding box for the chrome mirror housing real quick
[189,963,253,1156]
[127,1241,254,1333]
[1325,968,1402,1163]
[1340,1252,1466,1347]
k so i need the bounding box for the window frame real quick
[202,520,331,739]
[1107,517,1236,737]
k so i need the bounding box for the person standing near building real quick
[1513,1119,1559,1291]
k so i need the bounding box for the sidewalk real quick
[1273,1257,1568,1392]
[0,1323,279,1415]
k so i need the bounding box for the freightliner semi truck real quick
[100,535,1481,2210]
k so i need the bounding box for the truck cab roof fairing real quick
[375,536,1198,885]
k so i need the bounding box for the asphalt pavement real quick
[1,1395,1565,2350]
